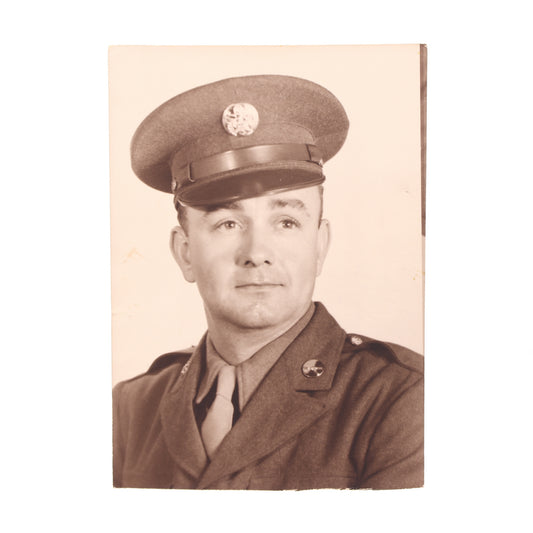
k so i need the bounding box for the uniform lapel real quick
[160,339,208,480]
[197,303,346,489]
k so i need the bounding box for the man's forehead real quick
[197,188,320,214]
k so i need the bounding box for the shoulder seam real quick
[147,350,193,374]
[344,337,423,375]
[116,350,194,385]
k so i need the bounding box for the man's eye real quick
[279,218,300,229]
[217,220,239,231]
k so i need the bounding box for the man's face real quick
[171,186,330,334]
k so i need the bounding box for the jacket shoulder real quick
[114,347,195,394]
[146,347,195,374]
[343,333,423,375]
[383,341,424,374]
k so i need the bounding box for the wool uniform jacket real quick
[113,302,424,490]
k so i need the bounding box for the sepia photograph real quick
[109,45,426,490]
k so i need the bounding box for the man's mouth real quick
[235,282,283,289]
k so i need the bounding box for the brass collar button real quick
[350,335,363,346]
[302,359,325,378]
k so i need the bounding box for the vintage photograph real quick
[109,45,426,490]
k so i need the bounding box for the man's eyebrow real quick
[201,201,242,214]
[269,198,310,215]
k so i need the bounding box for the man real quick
[113,74,424,490]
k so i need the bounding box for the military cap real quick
[131,75,349,207]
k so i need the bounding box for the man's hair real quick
[176,184,324,233]
[176,202,188,232]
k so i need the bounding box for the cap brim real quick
[176,161,324,207]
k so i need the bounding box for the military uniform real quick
[113,303,423,490]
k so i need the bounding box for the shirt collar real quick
[195,338,231,405]
[195,303,315,410]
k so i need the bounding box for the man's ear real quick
[169,226,196,283]
[316,219,331,277]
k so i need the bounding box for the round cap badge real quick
[221,102,259,136]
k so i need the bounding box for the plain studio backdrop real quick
[109,45,424,385]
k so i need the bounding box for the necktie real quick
[201,364,236,459]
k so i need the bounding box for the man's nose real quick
[236,225,273,267]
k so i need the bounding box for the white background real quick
[2,1,532,532]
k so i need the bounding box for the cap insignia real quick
[221,103,259,136]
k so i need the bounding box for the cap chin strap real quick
[171,143,323,191]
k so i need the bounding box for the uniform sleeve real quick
[112,382,125,488]
[358,376,424,489]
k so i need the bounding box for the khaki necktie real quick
[201,364,236,459]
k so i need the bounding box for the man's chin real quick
[217,301,292,331]
[232,309,283,330]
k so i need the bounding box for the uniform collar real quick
[283,301,346,391]
[196,303,315,410]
